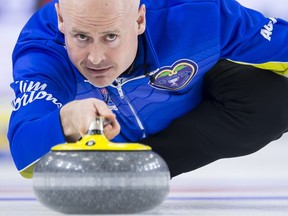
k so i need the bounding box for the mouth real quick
[86,66,113,75]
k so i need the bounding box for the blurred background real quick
[1,0,288,160]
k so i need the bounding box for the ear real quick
[137,4,146,35]
[55,3,64,33]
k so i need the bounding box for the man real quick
[8,0,288,178]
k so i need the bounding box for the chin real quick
[90,80,113,88]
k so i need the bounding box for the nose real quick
[87,43,105,65]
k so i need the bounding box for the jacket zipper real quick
[114,78,146,139]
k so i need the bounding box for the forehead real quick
[59,0,135,17]
[59,0,138,31]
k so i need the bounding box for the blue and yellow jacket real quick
[8,0,288,178]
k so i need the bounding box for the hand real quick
[60,98,120,142]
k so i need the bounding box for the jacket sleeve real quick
[218,0,288,75]
[8,40,75,178]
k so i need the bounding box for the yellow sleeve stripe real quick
[19,160,39,179]
[227,60,288,76]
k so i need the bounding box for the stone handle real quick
[86,117,111,135]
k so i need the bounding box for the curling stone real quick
[32,117,170,214]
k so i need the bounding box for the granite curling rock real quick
[32,117,170,214]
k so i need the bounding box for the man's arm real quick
[8,42,74,178]
[219,0,288,75]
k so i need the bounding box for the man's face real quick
[55,0,146,87]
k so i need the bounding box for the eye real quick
[77,34,89,41]
[105,34,117,42]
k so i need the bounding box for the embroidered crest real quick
[100,88,118,111]
[149,59,198,90]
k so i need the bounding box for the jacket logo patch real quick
[149,59,198,90]
[100,88,118,111]
[11,80,62,111]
